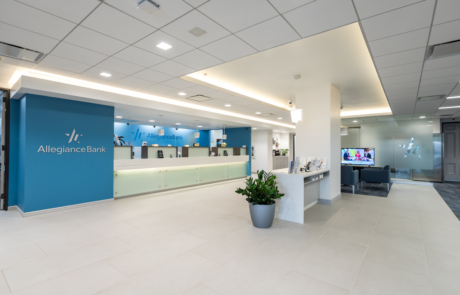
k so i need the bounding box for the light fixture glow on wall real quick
[100,72,112,77]
[158,115,164,136]
[156,42,172,50]
[222,124,227,140]
[194,121,200,138]
[290,109,303,123]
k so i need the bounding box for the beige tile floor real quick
[0,180,460,294]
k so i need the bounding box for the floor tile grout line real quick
[0,270,11,293]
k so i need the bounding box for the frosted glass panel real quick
[148,147,177,158]
[163,167,198,189]
[189,148,209,157]
[240,148,247,155]
[200,165,226,183]
[114,169,162,198]
[360,119,433,170]
[114,147,132,160]
[226,162,247,179]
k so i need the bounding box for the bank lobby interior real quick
[1,1,460,294]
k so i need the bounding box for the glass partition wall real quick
[341,115,435,181]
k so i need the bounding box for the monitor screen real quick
[341,148,375,166]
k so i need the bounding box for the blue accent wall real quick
[224,127,252,176]
[114,122,210,147]
[10,94,114,212]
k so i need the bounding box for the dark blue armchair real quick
[341,166,359,193]
[361,165,391,191]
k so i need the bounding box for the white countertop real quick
[114,155,249,171]
[272,168,330,178]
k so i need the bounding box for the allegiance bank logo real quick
[37,129,106,155]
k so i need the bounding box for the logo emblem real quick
[65,129,83,143]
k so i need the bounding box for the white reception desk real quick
[113,155,249,198]
[272,168,330,224]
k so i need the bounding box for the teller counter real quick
[113,155,249,198]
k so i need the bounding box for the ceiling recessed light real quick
[253,128,257,130]
[178,92,186,96]
[175,123,181,125]
[225,104,231,107]
[100,72,112,77]
[278,117,282,120]
[439,106,460,109]
[256,112,261,115]
[198,125,202,128]
[156,42,172,50]
[420,116,426,118]
[447,96,460,99]
[428,121,433,122]
[149,120,155,122]
[116,116,122,118]
[353,120,358,122]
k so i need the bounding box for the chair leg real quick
[357,183,359,190]
[387,183,390,192]
[352,185,355,194]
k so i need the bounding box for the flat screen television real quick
[341,148,375,166]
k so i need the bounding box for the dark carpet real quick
[341,182,392,197]
[433,182,460,221]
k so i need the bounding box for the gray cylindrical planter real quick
[249,203,276,228]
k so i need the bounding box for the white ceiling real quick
[0,0,460,122]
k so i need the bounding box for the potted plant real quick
[281,148,289,156]
[235,170,284,228]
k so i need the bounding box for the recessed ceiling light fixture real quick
[175,123,181,125]
[447,95,460,99]
[439,106,460,109]
[116,116,122,118]
[429,121,433,122]
[353,120,358,122]
[253,128,257,130]
[225,104,231,107]
[198,125,202,128]
[149,120,155,122]
[256,112,261,115]
[178,92,186,96]
[100,72,112,77]
[278,117,282,120]
[420,116,426,118]
[156,42,172,50]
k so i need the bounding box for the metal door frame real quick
[442,122,460,182]
[0,88,10,210]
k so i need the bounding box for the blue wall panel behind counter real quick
[114,123,210,147]
[224,127,251,176]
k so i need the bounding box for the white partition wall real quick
[295,84,341,204]
[251,130,273,173]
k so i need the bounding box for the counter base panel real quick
[114,162,247,198]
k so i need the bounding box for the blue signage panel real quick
[10,94,114,212]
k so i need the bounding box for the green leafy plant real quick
[235,170,285,205]
[280,148,289,155]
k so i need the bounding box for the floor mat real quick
[433,182,460,221]
[341,182,392,197]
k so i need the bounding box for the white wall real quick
[272,132,290,154]
[341,128,360,147]
[295,84,341,202]
[210,129,223,148]
[251,130,273,173]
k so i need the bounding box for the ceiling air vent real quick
[187,95,213,102]
[189,27,207,37]
[426,40,460,60]
[257,113,274,117]
[440,114,453,117]
[418,95,445,101]
[0,41,45,63]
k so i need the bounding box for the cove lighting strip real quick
[10,70,296,129]
[439,106,460,109]
[340,108,392,117]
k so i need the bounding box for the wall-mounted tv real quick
[341,148,375,166]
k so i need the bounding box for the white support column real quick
[295,84,341,203]
[251,130,273,173]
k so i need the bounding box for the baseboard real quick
[318,193,342,205]
[9,199,114,218]
[304,201,318,210]
[391,179,433,186]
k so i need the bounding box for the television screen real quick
[341,148,375,166]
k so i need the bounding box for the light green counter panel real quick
[226,162,247,179]
[217,148,234,156]
[163,166,199,189]
[200,165,226,183]
[240,148,247,155]
[114,147,132,160]
[189,148,209,157]
[114,169,162,198]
